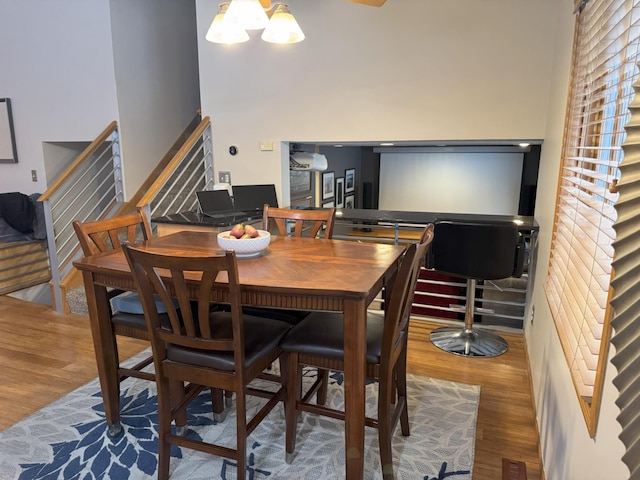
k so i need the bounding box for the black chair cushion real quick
[216,304,310,325]
[111,311,174,330]
[166,312,291,371]
[112,299,221,331]
[280,311,385,364]
[111,292,177,314]
[241,306,310,325]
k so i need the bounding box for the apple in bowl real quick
[229,223,260,239]
[217,224,271,257]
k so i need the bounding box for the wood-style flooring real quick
[0,295,543,479]
[407,320,543,480]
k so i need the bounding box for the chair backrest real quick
[263,205,336,239]
[431,219,523,280]
[122,244,247,367]
[380,224,434,367]
[73,208,152,256]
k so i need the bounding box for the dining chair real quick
[236,205,338,326]
[73,208,227,435]
[72,209,156,387]
[280,224,434,480]
[263,205,336,239]
[122,243,291,480]
[252,204,339,403]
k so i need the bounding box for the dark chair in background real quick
[280,224,434,480]
[428,219,525,357]
[123,244,290,480]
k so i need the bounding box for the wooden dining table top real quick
[74,230,407,303]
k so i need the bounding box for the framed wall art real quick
[290,170,312,194]
[345,194,355,209]
[322,171,335,200]
[345,168,355,193]
[0,98,18,163]
[335,177,344,208]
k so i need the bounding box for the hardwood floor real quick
[0,295,542,479]
[0,295,147,431]
[407,320,543,480]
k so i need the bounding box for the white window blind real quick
[544,0,640,400]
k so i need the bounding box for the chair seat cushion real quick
[111,310,172,330]
[167,312,292,371]
[280,311,385,364]
[241,306,310,325]
[112,301,219,332]
[111,291,175,314]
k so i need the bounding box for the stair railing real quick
[137,116,214,220]
[38,122,123,311]
[38,114,210,312]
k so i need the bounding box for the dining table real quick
[73,229,406,480]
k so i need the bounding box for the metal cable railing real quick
[138,116,214,219]
[37,114,209,312]
[39,122,122,311]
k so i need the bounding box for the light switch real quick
[219,171,231,184]
[31,170,38,182]
[260,141,274,151]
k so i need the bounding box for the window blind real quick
[544,0,640,402]
[610,10,640,480]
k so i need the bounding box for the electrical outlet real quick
[218,171,231,184]
[529,305,535,325]
[31,170,38,182]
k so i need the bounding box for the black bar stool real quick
[428,219,524,357]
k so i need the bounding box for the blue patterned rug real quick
[0,350,479,480]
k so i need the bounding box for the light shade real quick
[261,4,305,44]
[224,0,269,30]
[206,3,250,44]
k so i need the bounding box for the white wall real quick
[109,0,201,196]
[0,0,119,194]
[527,1,628,478]
[195,0,559,201]
[0,0,200,199]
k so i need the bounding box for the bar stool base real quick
[430,326,508,357]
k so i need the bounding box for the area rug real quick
[0,351,479,480]
[65,285,89,315]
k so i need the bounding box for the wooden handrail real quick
[39,121,118,202]
[136,116,211,208]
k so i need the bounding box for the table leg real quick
[342,298,366,480]
[82,271,122,436]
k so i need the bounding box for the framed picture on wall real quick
[335,177,344,208]
[345,194,355,209]
[290,170,311,194]
[323,200,335,208]
[322,171,335,200]
[0,98,18,164]
[345,168,355,193]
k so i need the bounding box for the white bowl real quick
[217,229,271,258]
